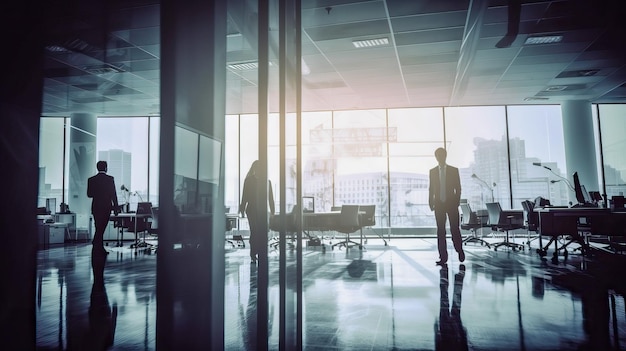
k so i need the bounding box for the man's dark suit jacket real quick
[87,172,119,215]
[429,165,461,209]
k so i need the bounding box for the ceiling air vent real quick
[524,97,549,101]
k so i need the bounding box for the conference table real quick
[535,206,626,262]
[269,210,369,249]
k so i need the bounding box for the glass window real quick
[301,111,334,212]
[330,110,387,214]
[387,108,444,227]
[39,117,69,212]
[597,104,626,199]
[507,105,568,206]
[224,115,240,213]
[97,117,151,211]
[148,117,160,205]
[444,106,510,210]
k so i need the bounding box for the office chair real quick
[112,214,130,247]
[358,205,386,246]
[521,200,540,248]
[129,203,154,251]
[226,214,244,248]
[146,206,159,252]
[331,205,363,250]
[486,202,525,251]
[460,203,490,248]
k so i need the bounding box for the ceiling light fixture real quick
[524,97,549,101]
[524,35,563,45]
[544,85,567,92]
[83,63,125,74]
[352,37,389,48]
[46,45,70,53]
[228,62,259,71]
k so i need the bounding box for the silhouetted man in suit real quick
[87,161,119,254]
[429,148,464,265]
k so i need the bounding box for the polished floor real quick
[35,233,626,350]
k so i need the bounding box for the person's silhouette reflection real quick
[84,248,118,350]
[435,265,468,351]
[242,263,258,350]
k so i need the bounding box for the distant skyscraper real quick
[98,149,131,200]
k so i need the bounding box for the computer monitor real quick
[573,172,592,205]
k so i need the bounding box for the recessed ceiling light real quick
[228,62,258,71]
[544,85,567,92]
[352,37,389,48]
[46,45,70,53]
[577,69,599,77]
[83,63,125,74]
[524,97,550,101]
[524,35,563,45]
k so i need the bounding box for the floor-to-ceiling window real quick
[387,108,443,228]
[225,104,583,228]
[39,117,69,213]
[444,106,510,209]
[301,111,334,212]
[507,105,568,207]
[96,116,160,209]
[596,104,626,200]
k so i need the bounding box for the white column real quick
[69,112,97,233]
[561,100,599,192]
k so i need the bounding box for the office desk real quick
[535,207,611,261]
[110,212,152,248]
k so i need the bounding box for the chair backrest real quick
[150,207,159,231]
[521,200,538,230]
[360,205,376,227]
[485,202,502,226]
[331,206,342,212]
[459,203,473,225]
[137,202,153,215]
[338,205,360,232]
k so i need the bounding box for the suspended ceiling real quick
[41,0,626,116]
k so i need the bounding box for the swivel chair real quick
[331,205,362,250]
[521,200,540,248]
[486,202,525,251]
[359,205,386,246]
[460,203,490,248]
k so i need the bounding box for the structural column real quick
[561,100,599,194]
[68,112,97,233]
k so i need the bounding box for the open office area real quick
[3,0,626,350]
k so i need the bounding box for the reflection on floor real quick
[36,236,626,350]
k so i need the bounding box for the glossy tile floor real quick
[36,234,626,350]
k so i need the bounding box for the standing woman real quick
[239,160,275,263]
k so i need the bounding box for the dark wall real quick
[0,3,45,349]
